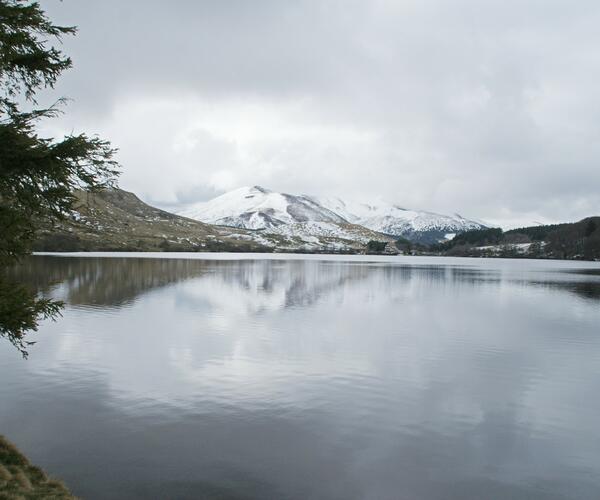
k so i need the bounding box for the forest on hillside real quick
[431,217,600,260]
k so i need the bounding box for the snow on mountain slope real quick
[179,186,345,230]
[267,221,395,249]
[179,186,488,244]
[310,196,487,244]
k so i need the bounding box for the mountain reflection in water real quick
[2,254,600,500]
[12,255,600,308]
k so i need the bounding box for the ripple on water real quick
[2,255,600,500]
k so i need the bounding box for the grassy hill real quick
[33,188,273,253]
[433,217,600,260]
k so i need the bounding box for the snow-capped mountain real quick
[311,196,487,244]
[179,186,345,230]
[179,186,488,244]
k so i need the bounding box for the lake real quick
[2,253,600,499]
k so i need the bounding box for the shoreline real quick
[0,435,74,499]
[30,251,600,266]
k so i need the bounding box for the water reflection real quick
[2,255,600,500]
[11,257,212,308]
[12,255,600,309]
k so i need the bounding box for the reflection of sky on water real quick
[2,254,600,499]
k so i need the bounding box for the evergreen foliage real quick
[435,218,600,260]
[451,227,503,246]
[505,223,568,242]
[431,227,502,252]
[0,0,119,356]
[394,236,412,253]
[367,240,387,253]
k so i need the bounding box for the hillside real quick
[32,188,392,254]
[30,188,600,260]
[33,189,271,253]
[262,220,396,252]
[178,185,487,244]
[435,218,600,260]
[313,195,487,244]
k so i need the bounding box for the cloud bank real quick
[40,0,600,227]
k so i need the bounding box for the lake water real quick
[2,253,600,499]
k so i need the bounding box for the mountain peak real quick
[178,186,488,243]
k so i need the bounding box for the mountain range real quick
[178,185,488,244]
[31,187,599,260]
[34,188,392,254]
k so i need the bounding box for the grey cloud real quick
[39,0,600,227]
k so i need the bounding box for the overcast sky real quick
[39,0,600,228]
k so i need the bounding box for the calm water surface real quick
[2,253,600,499]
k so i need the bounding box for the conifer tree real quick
[0,0,119,355]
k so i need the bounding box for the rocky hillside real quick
[33,188,269,252]
[32,188,393,254]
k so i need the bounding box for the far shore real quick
[31,251,600,264]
